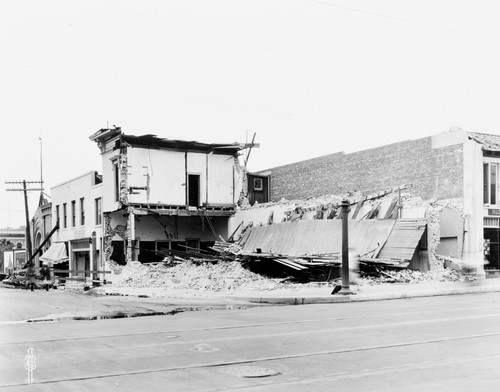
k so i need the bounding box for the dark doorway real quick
[188,174,200,207]
[484,228,500,270]
[111,240,125,265]
[85,252,90,277]
[138,241,163,263]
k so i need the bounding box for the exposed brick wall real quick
[263,137,464,201]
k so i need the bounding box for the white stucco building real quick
[48,171,103,278]
[89,127,252,264]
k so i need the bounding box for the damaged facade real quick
[88,127,252,266]
[234,128,500,276]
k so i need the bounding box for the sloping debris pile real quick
[106,260,305,291]
[103,257,467,292]
[245,192,356,212]
[358,268,462,285]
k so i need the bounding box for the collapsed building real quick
[21,127,500,287]
[230,128,500,279]
[24,127,257,284]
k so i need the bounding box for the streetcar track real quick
[216,351,500,391]
[3,305,500,346]
[2,330,500,388]
[3,312,500,356]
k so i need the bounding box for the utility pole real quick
[5,180,43,264]
[338,199,354,295]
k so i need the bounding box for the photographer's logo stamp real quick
[24,348,36,384]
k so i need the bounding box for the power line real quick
[9,67,372,129]
[306,0,482,37]
[101,1,355,75]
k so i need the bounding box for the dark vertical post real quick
[23,180,33,262]
[92,231,98,286]
[339,199,354,295]
[6,179,43,267]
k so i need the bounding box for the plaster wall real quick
[206,154,235,205]
[462,139,485,267]
[127,148,186,205]
[101,147,121,212]
[114,147,236,207]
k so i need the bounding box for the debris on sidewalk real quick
[102,254,471,295]
[107,260,299,292]
[358,268,461,285]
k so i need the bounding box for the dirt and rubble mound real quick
[359,268,463,285]
[102,258,470,293]
[98,190,468,292]
[106,260,312,292]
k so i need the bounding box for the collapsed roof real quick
[239,218,427,269]
[468,132,500,151]
[89,127,258,155]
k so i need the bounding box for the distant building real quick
[0,227,25,274]
[0,228,26,250]
[31,194,52,267]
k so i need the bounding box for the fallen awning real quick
[39,242,68,265]
[376,219,427,262]
[240,219,396,257]
[239,218,427,268]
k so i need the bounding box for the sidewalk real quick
[4,278,500,324]
[92,277,500,305]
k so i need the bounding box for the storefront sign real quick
[488,209,500,216]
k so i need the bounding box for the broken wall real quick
[125,147,237,207]
[230,194,465,271]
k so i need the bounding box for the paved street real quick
[0,286,257,323]
[2,290,500,391]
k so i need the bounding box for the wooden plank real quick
[54,269,111,274]
[275,258,308,270]
[365,203,380,219]
[383,197,398,219]
[351,200,365,219]
[274,259,307,271]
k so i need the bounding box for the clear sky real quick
[1,0,500,228]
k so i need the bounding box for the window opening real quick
[80,197,85,225]
[188,174,200,207]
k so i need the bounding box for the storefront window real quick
[491,164,497,205]
[484,162,500,205]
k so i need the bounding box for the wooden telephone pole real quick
[5,180,43,264]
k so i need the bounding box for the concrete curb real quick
[5,281,500,324]
[228,283,500,305]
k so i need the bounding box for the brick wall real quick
[263,137,464,201]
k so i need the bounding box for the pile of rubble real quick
[102,256,471,293]
[107,260,306,292]
[358,268,462,285]
[239,188,465,271]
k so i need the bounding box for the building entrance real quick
[484,228,500,270]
